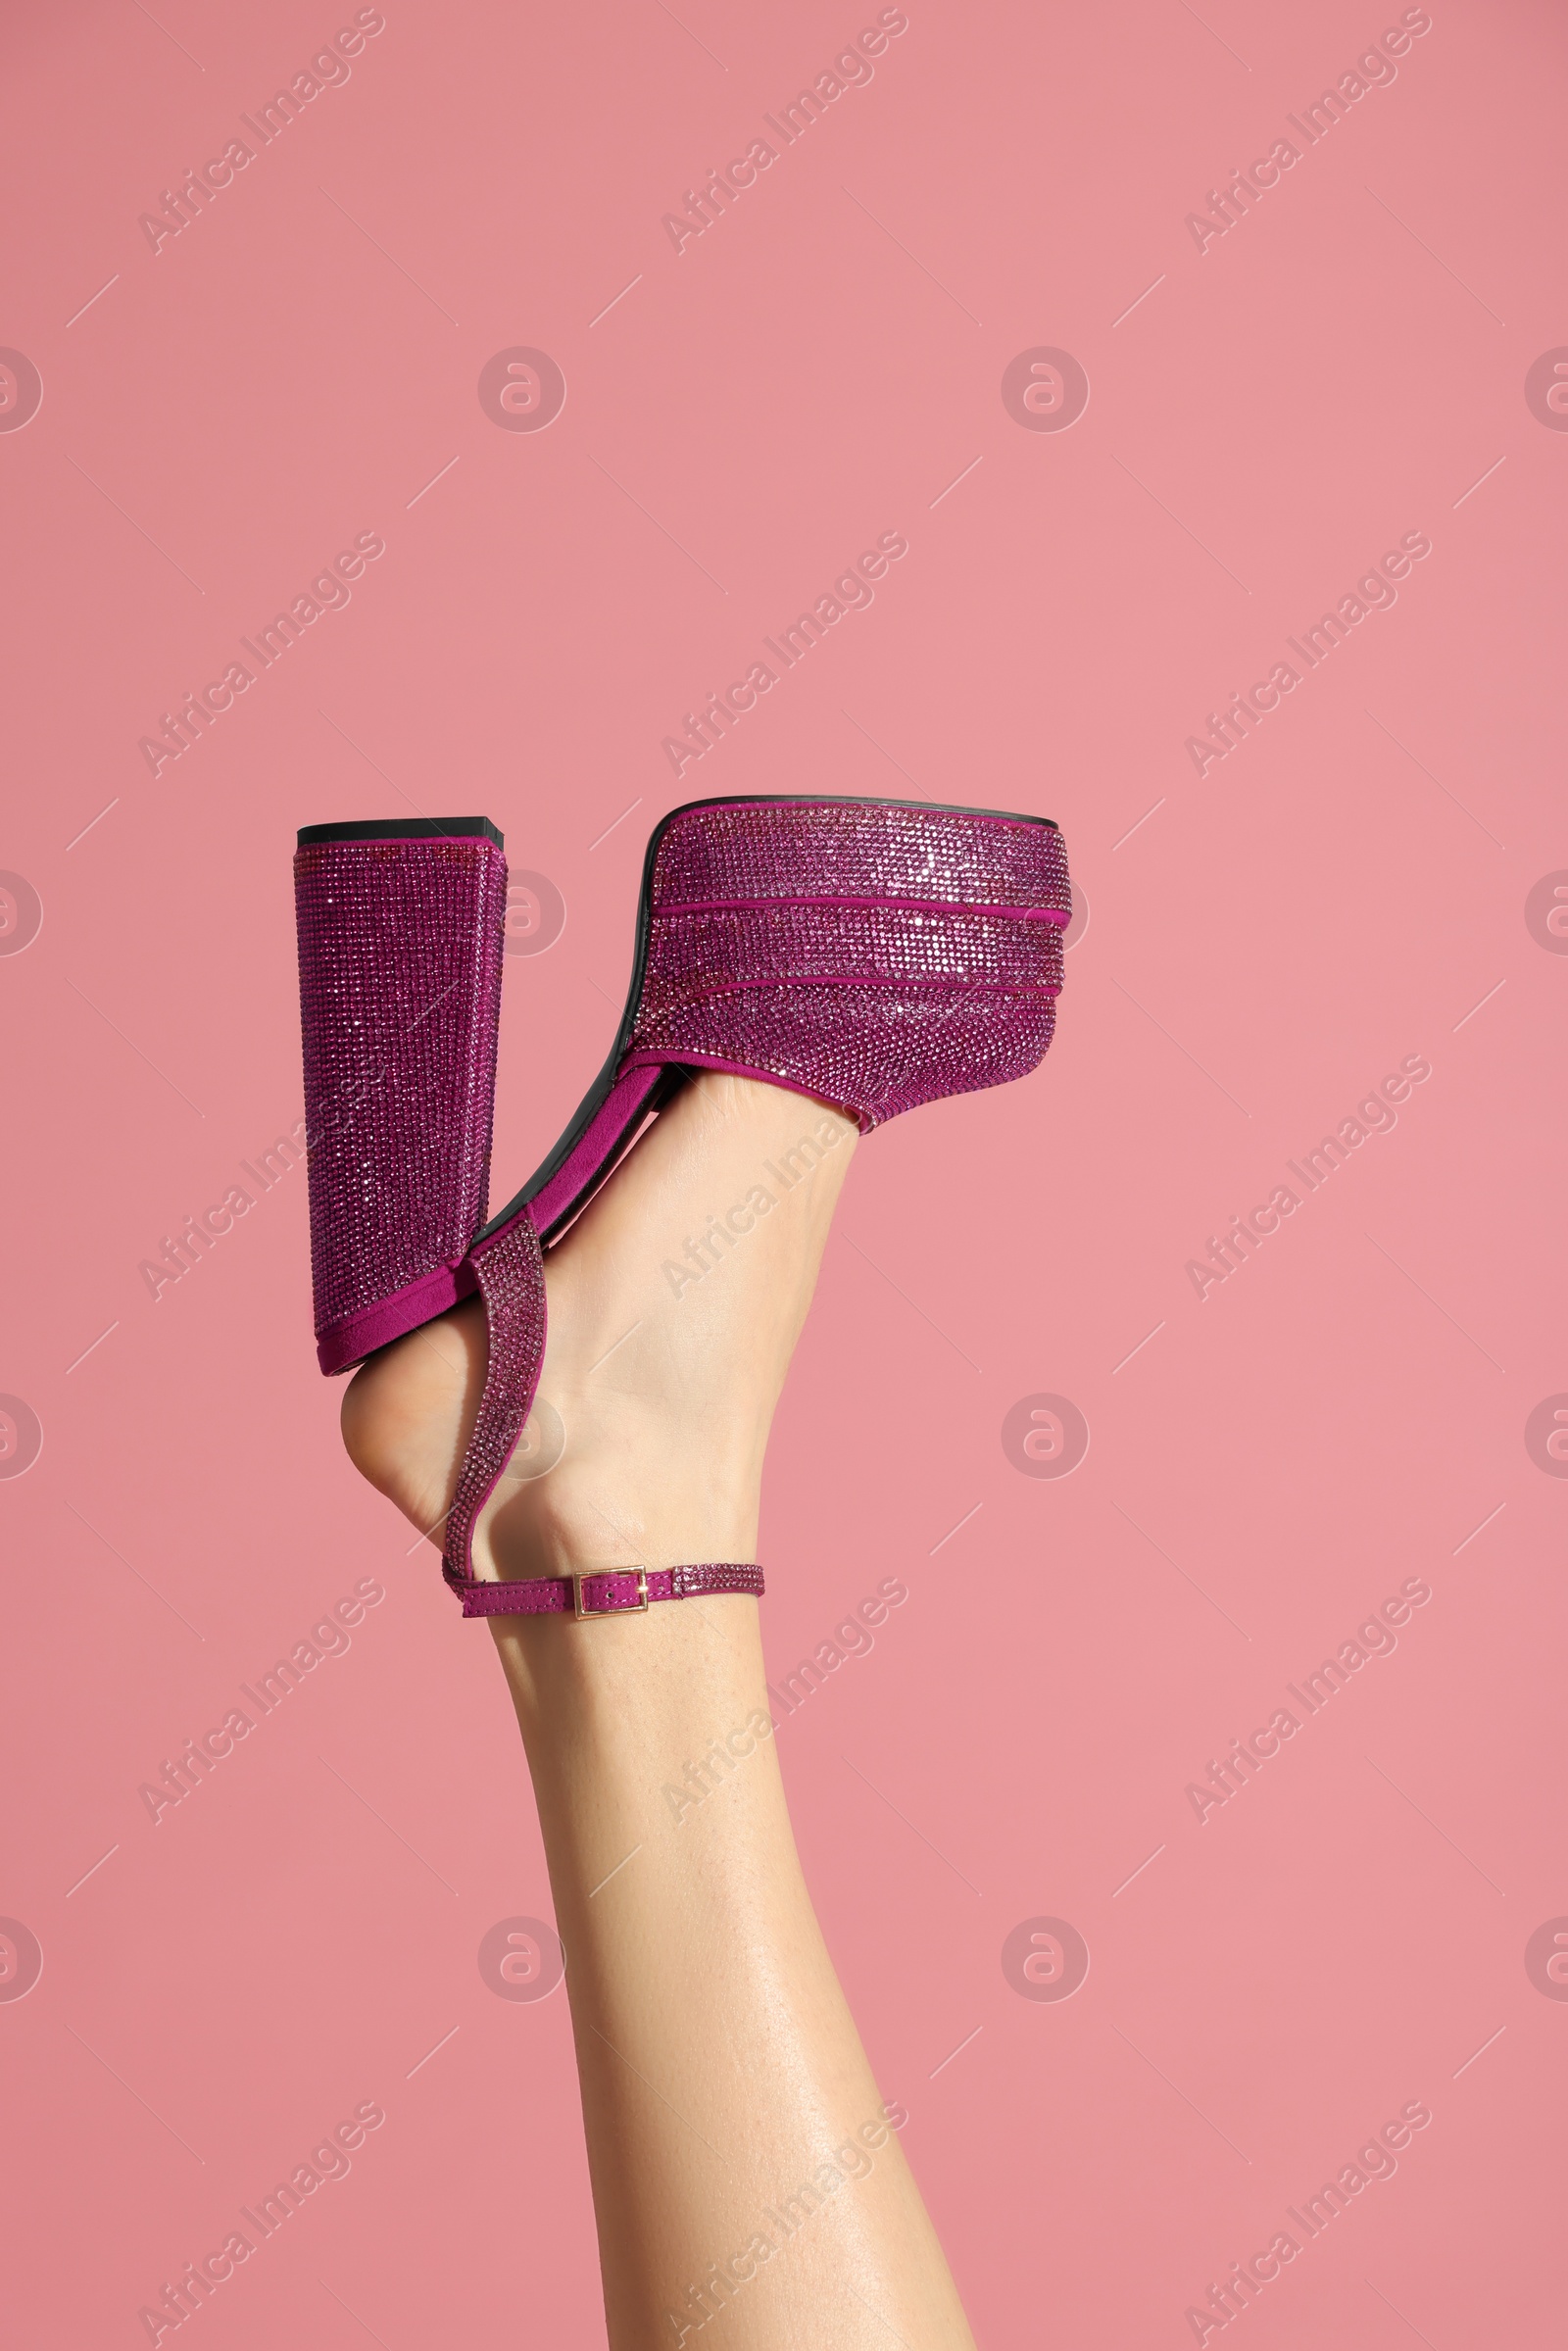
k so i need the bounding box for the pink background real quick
[3,0,1565,2341]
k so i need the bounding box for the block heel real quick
[293,817,508,1375]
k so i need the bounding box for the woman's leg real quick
[495,1586,970,2347]
[344,1075,977,2348]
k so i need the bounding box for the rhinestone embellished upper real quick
[627,798,1069,1128]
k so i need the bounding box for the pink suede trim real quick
[317,1254,478,1375]
[637,973,1063,997]
[525,1064,667,1236]
[654,894,1070,924]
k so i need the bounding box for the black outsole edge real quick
[474,789,1060,1249]
[297,816,505,848]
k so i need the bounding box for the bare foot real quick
[340,1074,857,1582]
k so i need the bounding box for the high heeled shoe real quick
[294,795,1070,1617]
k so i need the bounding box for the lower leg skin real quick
[494,1604,976,2348]
[344,1076,976,2347]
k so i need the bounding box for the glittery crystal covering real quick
[627,800,1070,1127]
[459,1562,765,1618]
[442,1211,548,1593]
[295,795,1070,1608]
[652,797,1068,911]
[294,836,508,1359]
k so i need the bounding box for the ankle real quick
[488,1579,771,1763]
[481,1438,761,1582]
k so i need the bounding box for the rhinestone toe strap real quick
[459,1563,765,1619]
